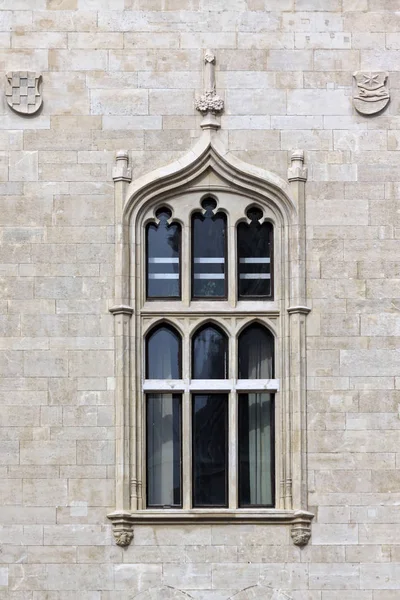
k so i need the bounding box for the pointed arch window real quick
[146,207,181,299]
[192,324,228,507]
[237,207,273,299]
[145,325,182,508]
[238,324,275,507]
[192,197,227,299]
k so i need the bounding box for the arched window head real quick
[237,207,273,300]
[192,197,227,299]
[146,207,181,299]
[192,323,228,379]
[146,324,181,379]
[238,323,274,379]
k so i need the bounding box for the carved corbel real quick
[290,510,314,547]
[113,150,132,183]
[287,150,308,183]
[107,511,135,547]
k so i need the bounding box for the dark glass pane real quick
[192,394,228,507]
[238,208,272,298]
[192,325,228,379]
[147,208,181,298]
[147,393,182,507]
[239,393,274,507]
[192,198,227,298]
[146,325,181,379]
[238,324,274,379]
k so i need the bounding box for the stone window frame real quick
[107,130,313,547]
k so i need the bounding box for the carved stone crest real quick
[5,71,42,115]
[353,71,389,115]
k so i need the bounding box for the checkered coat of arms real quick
[6,71,42,115]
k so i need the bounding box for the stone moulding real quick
[108,129,313,547]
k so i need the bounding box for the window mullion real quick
[228,390,237,509]
[182,389,191,510]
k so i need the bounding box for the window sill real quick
[107,508,314,548]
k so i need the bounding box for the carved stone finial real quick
[290,510,314,547]
[288,149,308,182]
[108,511,135,547]
[6,71,42,115]
[112,149,132,183]
[195,49,224,130]
[353,71,389,115]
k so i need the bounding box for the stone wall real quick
[1,0,400,598]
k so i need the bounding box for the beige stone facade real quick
[1,0,400,598]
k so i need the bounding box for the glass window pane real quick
[192,198,227,298]
[147,208,181,299]
[146,325,181,379]
[192,325,228,379]
[238,324,274,379]
[239,393,274,507]
[192,394,228,507]
[238,208,273,299]
[147,394,182,507]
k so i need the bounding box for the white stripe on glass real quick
[239,258,270,264]
[148,257,179,264]
[194,274,225,279]
[194,257,224,264]
[239,274,271,279]
[148,274,179,279]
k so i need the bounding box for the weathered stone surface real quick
[1,1,400,597]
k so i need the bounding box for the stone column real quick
[287,150,314,545]
[107,151,135,547]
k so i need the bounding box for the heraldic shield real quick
[353,71,389,115]
[5,71,42,115]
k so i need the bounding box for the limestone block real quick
[23,479,68,506]
[68,351,114,378]
[221,116,271,129]
[23,350,68,378]
[295,32,351,49]
[49,49,107,71]
[53,195,113,226]
[226,89,286,115]
[68,32,124,50]
[181,32,236,48]
[211,564,260,590]
[288,89,351,115]
[228,130,280,151]
[21,315,68,337]
[309,564,360,590]
[90,89,148,116]
[237,32,294,49]
[0,350,23,377]
[114,564,162,593]
[360,563,400,588]
[103,116,162,130]
[45,564,114,591]
[139,71,201,89]
[268,49,313,70]
[12,31,66,48]
[218,49,269,70]
[124,32,179,48]
[77,440,114,465]
[162,564,211,590]
[20,441,76,465]
[9,152,38,183]
[282,12,344,32]
[134,525,211,546]
[32,10,97,31]
[149,90,195,115]
[43,524,110,546]
[67,478,114,506]
[352,32,385,49]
